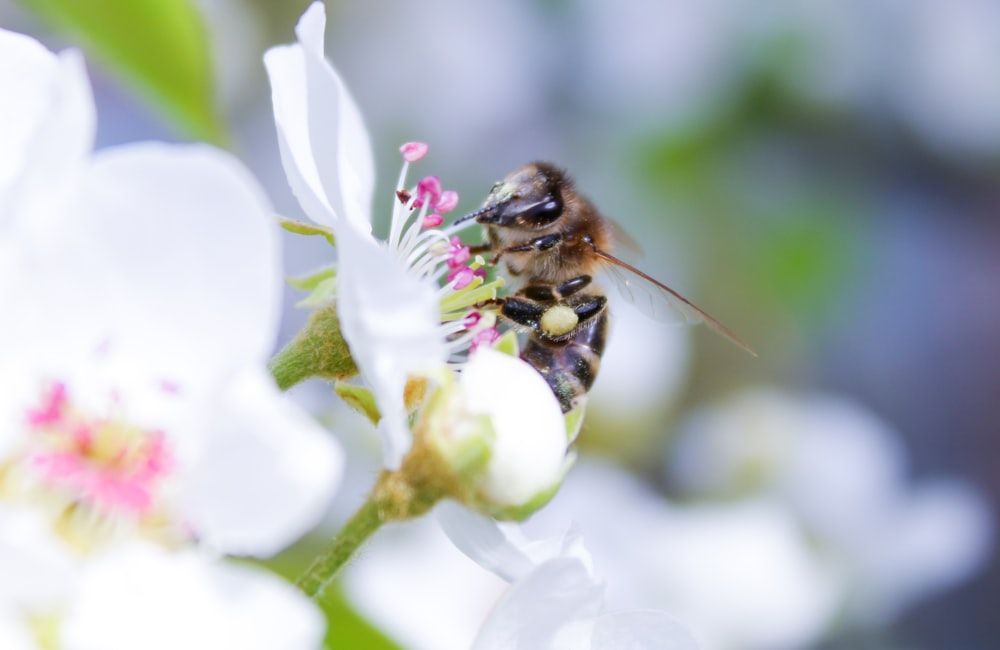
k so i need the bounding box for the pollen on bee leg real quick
[541,305,579,337]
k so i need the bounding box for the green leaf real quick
[280,217,337,247]
[17,0,227,144]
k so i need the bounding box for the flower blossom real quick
[438,502,700,649]
[265,1,562,474]
[0,26,339,648]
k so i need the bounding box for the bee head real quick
[455,162,566,230]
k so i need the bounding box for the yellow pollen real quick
[541,305,579,337]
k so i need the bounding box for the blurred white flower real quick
[264,1,552,471]
[893,0,1000,157]
[668,388,994,626]
[525,460,841,650]
[60,542,322,650]
[341,500,697,650]
[0,25,337,648]
[440,502,699,650]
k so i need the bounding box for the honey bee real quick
[455,162,754,412]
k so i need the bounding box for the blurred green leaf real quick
[17,0,226,144]
[281,217,337,247]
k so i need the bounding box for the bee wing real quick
[605,217,644,257]
[595,249,757,356]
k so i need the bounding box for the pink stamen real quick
[435,190,459,214]
[449,267,476,290]
[464,311,483,328]
[413,176,443,209]
[25,382,67,426]
[400,141,429,163]
[470,328,501,352]
[23,383,175,517]
[445,237,471,268]
[422,213,444,229]
[159,379,181,395]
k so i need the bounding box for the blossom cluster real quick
[0,27,341,650]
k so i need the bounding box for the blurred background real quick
[3,0,998,647]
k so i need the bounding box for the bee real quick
[455,162,753,412]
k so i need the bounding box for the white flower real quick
[264,1,540,470]
[526,459,842,650]
[0,25,336,648]
[60,543,323,650]
[438,502,699,650]
[668,388,994,626]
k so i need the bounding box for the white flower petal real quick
[293,1,374,231]
[263,42,336,226]
[264,1,374,231]
[591,611,699,650]
[0,30,93,226]
[69,143,280,399]
[0,504,76,609]
[178,370,343,557]
[471,557,603,650]
[336,224,445,468]
[0,615,37,650]
[61,544,323,650]
[460,349,567,506]
[436,501,536,582]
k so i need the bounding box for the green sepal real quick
[288,266,337,291]
[269,302,358,391]
[564,403,587,444]
[334,381,380,426]
[493,330,521,357]
[280,217,336,247]
[296,277,338,308]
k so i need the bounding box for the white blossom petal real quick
[61,544,323,650]
[0,29,93,228]
[178,369,343,557]
[436,501,536,582]
[264,1,374,231]
[0,504,76,609]
[335,223,445,468]
[471,558,603,650]
[0,615,37,650]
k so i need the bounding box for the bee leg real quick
[467,243,492,256]
[570,294,607,326]
[555,275,593,298]
[498,296,545,330]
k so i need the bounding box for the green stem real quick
[296,447,458,599]
[296,493,384,599]
[269,302,358,390]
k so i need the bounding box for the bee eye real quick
[520,195,563,226]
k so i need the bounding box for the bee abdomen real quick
[520,315,606,413]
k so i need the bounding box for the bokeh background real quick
[3,0,998,647]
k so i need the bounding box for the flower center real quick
[390,142,505,361]
[21,382,174,517]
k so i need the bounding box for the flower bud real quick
[415,348,572,519]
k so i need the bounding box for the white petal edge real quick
[470,557,603,650]
[178,369,344,557]
[436,501,537,582]
[264,1,375,232]
[60,544,323,650]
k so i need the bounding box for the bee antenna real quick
[453,206,491,225]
